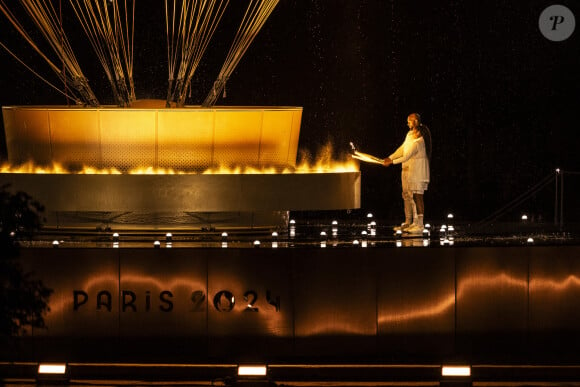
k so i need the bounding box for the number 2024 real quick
[191,290,280,312]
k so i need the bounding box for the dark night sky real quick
[1,1,579,222]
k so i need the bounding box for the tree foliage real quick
[0,184,53,336]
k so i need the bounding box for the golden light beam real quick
[378,272,529,326]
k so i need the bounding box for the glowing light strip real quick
[268,364,439,369]
[238,365,267,376]
[38,363,66,374]
[441,365,471,377]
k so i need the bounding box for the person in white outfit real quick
[383,113,431,233]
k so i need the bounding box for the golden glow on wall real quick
[379,272,527,325]
[2,105,303,170]
[531,274,580,291]
[2,105,361,174]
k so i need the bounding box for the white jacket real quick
[389,135,430,185]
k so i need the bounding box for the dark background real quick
[1,1,578,223]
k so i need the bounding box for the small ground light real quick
[441,365,471,377]
[440,225,449,245]
[166,233,172,242]
[447,213,454,220]
[352,239,360,247]
[52,240,59,248]
[221,232,228,248]
[366,213,374,232]
[289,219,296,238]
[271,232,278,248]
[361,230,368,248]
[440,225,447,242]
[527,237,534,244]
[320,231,327,248]
[37,362,68,384]
[112,233,119,248]
[253,240,261,248]
[38,363,67,374]
[238,365,267,376]
[153,240,161,248]
[369,221,377,236]
[448,225,455,241]
[521,214,528,221]
[332,220,338,237]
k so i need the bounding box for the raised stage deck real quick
[1,217,580,386]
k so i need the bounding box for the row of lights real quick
[36,362,471,381]
[46,211,542,249]
[153,233,174,248]
[50,211,426,248]
[438,213,455,246]
[221,232,281,249]
[49,216,380,248]
[36,363,268,376]
[239,364,472,377]
[50,231,283,249]
[315,214,378,248]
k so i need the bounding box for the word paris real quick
[73,289,281,313]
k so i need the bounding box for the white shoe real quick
[405,223,424,234]
[393,222,411,232]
